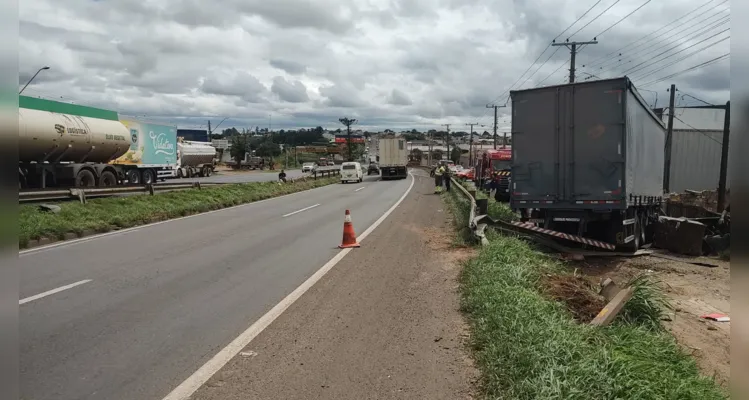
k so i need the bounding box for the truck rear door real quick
[565,81,625,204]
[511,87,559,202]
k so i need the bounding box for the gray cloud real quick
[271,76,309,102]
[388,89,413,106]
[269,59,307,75]
[18,0,732,130]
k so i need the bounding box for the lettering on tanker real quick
[149,130,175,156]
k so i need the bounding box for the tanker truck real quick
[18,95,178,189]
[174,139,217,178]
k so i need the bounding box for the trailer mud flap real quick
[509,221,616,251]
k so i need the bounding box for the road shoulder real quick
[191,173,478,400]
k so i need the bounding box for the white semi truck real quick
[377,137,408,180]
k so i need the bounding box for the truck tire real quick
[126,169,141,184]
[205,167,213,177]
[176,168,184,178]
[98,171,117,187]
[75,169,96,187]
[141,169,156,184]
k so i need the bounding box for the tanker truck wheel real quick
[98,171,117,187]
[75,170,96,187]
[141,169,156,184]
[126,169,141,184]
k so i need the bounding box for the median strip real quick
[20,177,339,249]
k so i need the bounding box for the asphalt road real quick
[19,172,413,400]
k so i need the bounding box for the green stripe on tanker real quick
[19,95,119,121]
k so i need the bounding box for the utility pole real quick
[339,117,357,161]
[207,120,212,137]
[663,84,677,192]
[442,124,451,163]
[486,104,506,149]
[717,101,730,212]
[466,123,479,167]
[552,39,598,83]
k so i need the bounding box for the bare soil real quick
[571,253,730,387]
[192,172,479,399]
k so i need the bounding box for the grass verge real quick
[445,180,726,399]
[20,177,338,248]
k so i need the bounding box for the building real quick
[657,106,729,193]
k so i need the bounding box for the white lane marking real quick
[282,204,320,218]
[20,279,92,305]
[20,183,341,256]
[354,187,365,192]
[162,172,415,400]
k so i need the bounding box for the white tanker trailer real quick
[174,139,217,178]
[19,96,177,188]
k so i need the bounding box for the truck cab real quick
[484,148,513,202]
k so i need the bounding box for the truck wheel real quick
[98,171,117,187]
[176,168,184,178]
[75,169,96,187]
[205,167,213,177]
[126,169,141,184]
[141,169,156,184]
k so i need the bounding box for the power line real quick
[593,0,652,38]
[567,0,621,39]
[620,27,729,75]
[582,0,723,70]
[680,92,715,106]
[639,53,729,87]
[630,35,730,80]
[671,114,723,145]
[597,9,729,74]
[536,59,569,87]
[485,0,607,108]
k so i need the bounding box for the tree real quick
[256,141,282,168]
[410,148,423,161]
[432,150,444,161]
[229,134,250,165]
[450,147,461,164]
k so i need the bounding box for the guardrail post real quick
[313,171,317,180]
[147,183,154,196]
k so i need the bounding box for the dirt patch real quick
[542,274,606,323]
[571,253,730,387]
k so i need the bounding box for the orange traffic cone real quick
[338,209,361,248]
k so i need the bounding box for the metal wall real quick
[669,129,728,192]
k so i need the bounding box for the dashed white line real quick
[20,279,93,305]
[161,172,415,400]
[354,187,365,192]
[282,203,321,217]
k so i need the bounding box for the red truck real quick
[476,148,513,202]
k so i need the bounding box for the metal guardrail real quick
[311,167,340,179]
[19,182,221,204]
[451,177,490,246]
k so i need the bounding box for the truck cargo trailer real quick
[510,77,666,251]
[174,139,216,178]
[377,137,408,180]
[18,96,178,188]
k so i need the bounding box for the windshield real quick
[491,159,512,171]
[303,163,313,166]
[342,164,356,170]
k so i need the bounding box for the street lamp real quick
[19,66,50,94]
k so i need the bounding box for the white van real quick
[340,162,363,183]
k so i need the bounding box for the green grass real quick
[443,183,726,400]
[19,177,338,248]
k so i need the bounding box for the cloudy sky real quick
[19,0,731,132]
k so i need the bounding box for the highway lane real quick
[20,173,413,400]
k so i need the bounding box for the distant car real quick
[328,161,335,166]
[302,162,317,173]
[367,162,379,175]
